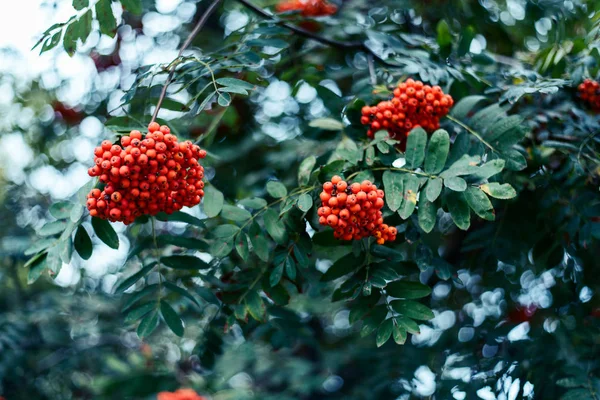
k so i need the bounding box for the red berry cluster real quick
[86,123,207,225]
[276,0,337,16]
[157,389,206,400]
[360,79,454,145]
[578,79,600,111]
[317,176,397,244]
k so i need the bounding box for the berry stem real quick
[239,185,318,232]
[150,0,223,124]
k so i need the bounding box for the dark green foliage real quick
[7,1,600,399]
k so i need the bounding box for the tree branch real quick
[234,0,392,65]
[150,0,223,124]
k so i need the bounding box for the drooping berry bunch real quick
[86,123,207,225]
[157,389,206,400]
[361,79,454,145]
[276,0,337,17]
[578,79,600,111]
[317,176,397,244]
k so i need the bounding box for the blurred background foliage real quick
[1,0,600,399]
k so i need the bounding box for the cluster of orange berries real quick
[86,123,207,225]
[361,79,454,145]
[157,389,206,400]
[276,0,337,17]
[317,176,397,244]
[578,79,600,111]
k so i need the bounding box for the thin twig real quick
[150,0,223,124]
[234,0,392,65]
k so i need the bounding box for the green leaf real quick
[376,318,394,347]
[321,252,365,281]
[196,287,220,305]
[74,225,93,260]
[122,285,159,312]
[203,185,224,218]
[450,95,487,120]
[371,245,404,262]
[444,176,467,192]
[298,156,316,186]
[270,263,284,287]
[309,118,344,130]
[561,389,594,400]
[157,235,208,251]
[471,159,505,181]
[137,310,159,338]
[480,182,517,199]
[46,246,62,275]
[386,281,432,299]
[399,174,420,219]
[160,255,210,270]
[266,181,287,198]
[425,178,443,202]
[70,204,84,223]
[502,148,527,171]
[92,217,119,249]
[116,262,157,293]
[38,220,68,237]
[235,232,250,261]
[284,255,296,279]
[404,127,427,169]
[59,236,73,264]
[221,204,252,221]
[465,187,495,221]
[293,244,310,268]
[160,300,184,337]
[73,0,88,10]
[436,20,452,47]
[418,199,437,233]
[250,222,270,262]
[297,193,313,212]
[280,198,296,216]
[245,291,265,321]
[213,224,240,238]
[164,281,200,307]
[125,302,156,324]
[383,171,404,212]
[155,211,204,227]
[121,0,142,14]
[487,115,523,143]
[41,31,62,53]
[239,197,268,209]
[247,38,289,48]
[424,129,450,174]
[391,300,435,320]
[396,315,421,334]
[392,323,407,345]
[556,377,587,388]
[95,0,117,37]
[263,209,288,245]
[50,201,74,219]
[471,103,503,132]
[216,77,256,90]
[28,256,47,284]
[217,92,232,107]
[24,238,56,256]
[440,155,481,178]
[446,191,471,230]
